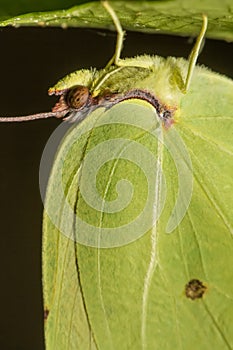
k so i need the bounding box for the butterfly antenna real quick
[0,111,66,122]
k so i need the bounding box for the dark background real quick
[0,25,232,350]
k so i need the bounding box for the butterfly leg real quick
[102,1,153,69]
[101,1,125,68]
[184,15,208,92]
[93,1,153,92]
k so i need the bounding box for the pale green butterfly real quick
[1,1,233,349]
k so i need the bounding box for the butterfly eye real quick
[65,85,90,109]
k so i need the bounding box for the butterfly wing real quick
[43,68,233,349]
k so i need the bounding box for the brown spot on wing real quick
[185,279,207,300]
[44,308,49,321]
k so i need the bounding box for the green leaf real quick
[42,58,233,348]
[0,0,85,20]
[1,0,233,41]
